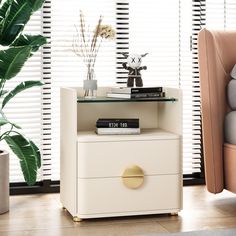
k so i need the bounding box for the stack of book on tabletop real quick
[96,118,140,135]
[106,86,165,99]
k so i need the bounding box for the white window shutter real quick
[50,0,117,180]
[3,10,44,182]
[7,0,224,183]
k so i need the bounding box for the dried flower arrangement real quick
[73,11,115,96]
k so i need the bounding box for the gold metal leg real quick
[73,216,82,222]
[170,212,178,216]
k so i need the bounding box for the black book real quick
[96,118,139,128]
[131,92,165,98]
[107,91,165,99]
[111,87,163,94]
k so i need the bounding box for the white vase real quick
[0,150,9,214]
[83,79,97,99]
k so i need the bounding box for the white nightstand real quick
[60,87,182,221]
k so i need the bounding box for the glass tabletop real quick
[77,96,177,103]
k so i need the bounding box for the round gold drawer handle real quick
[122,165,144,189]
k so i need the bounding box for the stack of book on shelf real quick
[96,118,140,135]
[106,86,165,99]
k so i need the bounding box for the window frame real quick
[9,0,208,195]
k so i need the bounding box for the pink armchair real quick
[198,29,236,194]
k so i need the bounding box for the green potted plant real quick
[0,0,47,214]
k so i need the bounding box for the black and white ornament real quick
[122,52,148,87]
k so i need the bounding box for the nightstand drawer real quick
[77,174,182,216]
[78,139,180,178]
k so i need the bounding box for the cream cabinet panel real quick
[78,138,180,178]
[77,175,181,217]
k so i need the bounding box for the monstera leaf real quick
[4,134,40,185]
[0,117,21,129]
[29,139,41,168]
[0,0,13,25]
[0,46,31,80]
[0,90,8,97]
[0,0,46,186]
[0,0,45,45]
[2,80,43,108]
[28,0,45,11]
[12,34,47,52]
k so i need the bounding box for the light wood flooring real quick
[1,185,236,236]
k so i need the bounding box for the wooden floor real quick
[1,185,236,236]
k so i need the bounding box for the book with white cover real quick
[106,93,130,99]
[96,127,141,135]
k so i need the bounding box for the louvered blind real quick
[116,0,129,84]
[188,0,205,175]
[226,0,236,29]
[50,0,117,180]
[3,0,53,183]
[205,0,236,30]
[128,0,203,175]
[10,0,230,184]
[41,0,52,180]
[205,0,225,29]
[2,9,44,182]
[128,0,180,88]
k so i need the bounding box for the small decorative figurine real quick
[122,52,148,87]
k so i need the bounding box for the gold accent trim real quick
[170,212,178,216]
[73,216,82,222]
[122,165,144,189]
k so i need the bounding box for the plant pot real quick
[83,79,97,99]
[0,150,9,214]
